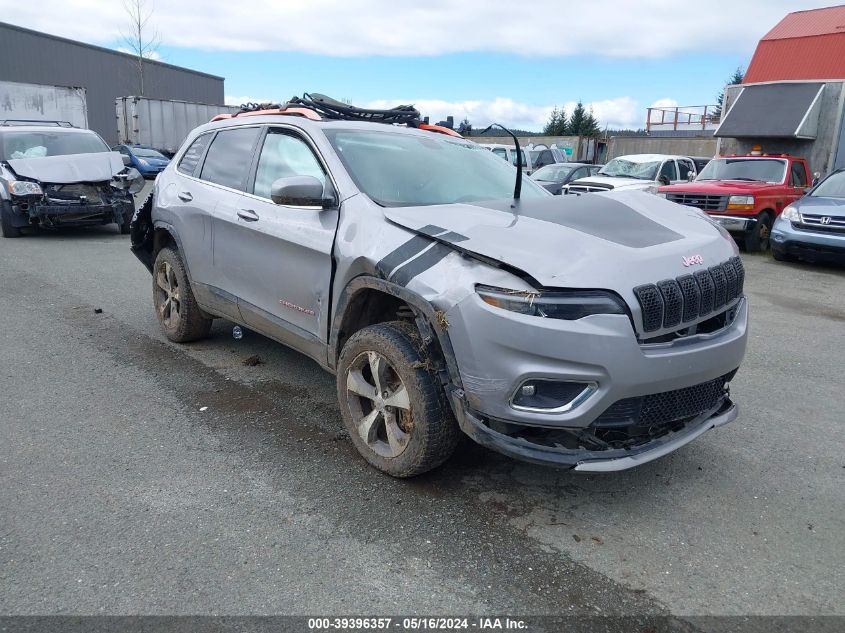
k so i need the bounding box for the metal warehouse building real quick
[716,5,845,175]
[0,22,225,144]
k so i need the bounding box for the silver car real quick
[130,108,748,477]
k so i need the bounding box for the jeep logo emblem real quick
[682,254,705,267]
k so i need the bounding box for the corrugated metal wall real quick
[0,22,225,143]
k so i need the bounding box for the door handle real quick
[178,191,193,202]
[237,208,259,222]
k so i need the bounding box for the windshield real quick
[811,171,845,198]
[325,130,548,207]
[0,130,110,161]
[696,158,787,183]
[132,148,167,159]
[532,164,575,181]
[599,158,660,180]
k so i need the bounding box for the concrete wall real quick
[606,136,718,160]
[0,22,225,144]
[718,82,845,176]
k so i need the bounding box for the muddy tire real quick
[744,212,773,253]
[1,201,22,238]
[337,321,460,478]
[152,246,212,342]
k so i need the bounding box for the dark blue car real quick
[772,168,845,265]
[112,144,170,178]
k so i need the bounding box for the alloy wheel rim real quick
[345,351,413,458]
[155,261,180,328]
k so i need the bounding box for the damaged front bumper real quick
[452,393,736,471]
[11,193,133,228]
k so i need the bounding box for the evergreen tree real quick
[580,106,602,137]
[714,67,745,118]
[543,107,561,135]
[557,108,569,135]
[567,101,587,136]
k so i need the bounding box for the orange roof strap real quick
[418,123,463,138]
[210,107,322,123]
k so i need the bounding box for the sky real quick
[0,0,833,131]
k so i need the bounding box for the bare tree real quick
[121,0,161,96]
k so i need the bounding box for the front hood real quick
[660,180,782,194]
[572,175,654,190]
[6,152,125,184]
[794,195,845,218]
[383,191,737,288]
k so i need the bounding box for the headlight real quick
[111,167,145,194]
[476,285,627,320]
[7,180,43,196]
[727,195,755,210]
[781,205,801,223]
[138,158,149,167]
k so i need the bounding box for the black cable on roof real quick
[238,93,422,127]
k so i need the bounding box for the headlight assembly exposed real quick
[112,167,145,195]
[7,180,43,196]
[781,205,801,223]
[476,285,627,320]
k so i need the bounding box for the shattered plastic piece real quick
[199,406,208,412]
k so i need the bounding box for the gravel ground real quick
[0,191,842,624]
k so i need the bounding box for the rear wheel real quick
[744,211,773,252]
[1,201,22,238]
[152,246,212,342]
[337,321,460,477]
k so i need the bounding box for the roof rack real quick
[210,93,463,138]
[0,119,76,128]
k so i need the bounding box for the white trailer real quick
[0,80,88,128]
[115,96,240,155]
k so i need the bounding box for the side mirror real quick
[687,171,695,182]
[121,154,131,166]
[270,176,332,208]
[812,171,821,186]
[658,175,670,186]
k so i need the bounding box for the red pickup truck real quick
[658,154,812,252]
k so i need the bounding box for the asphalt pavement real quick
[0,192,842,623]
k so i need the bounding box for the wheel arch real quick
[329,276,464,394]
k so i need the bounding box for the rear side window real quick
[178,133,211,175]
[199,127,261,190]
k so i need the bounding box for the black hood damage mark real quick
[471,196,684,248]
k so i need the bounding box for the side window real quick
[790,162,807,187]
[178,133,212,176]
[590,166,601,176]
[492,148,507,160]
[659,160,678,181]
[536,150,553,168]
[199,127,261,191]
[253,129,326,200]
[677,159,694,180]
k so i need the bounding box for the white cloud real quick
[1,0,825,57]
[367,96,643,131]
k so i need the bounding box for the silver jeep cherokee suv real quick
[130,99,748,477]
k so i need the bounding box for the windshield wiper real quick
[729,177,761,181]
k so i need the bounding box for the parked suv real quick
[130,103,748,477]
[0,122,142,237]
[565,154,697,194]
[658,154,812,252]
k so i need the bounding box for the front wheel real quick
[744,212,773,252]
[337,321,460,478]
[152,246,212,342]
[1,201,22,238]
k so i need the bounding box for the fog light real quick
[511,380,597,413]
